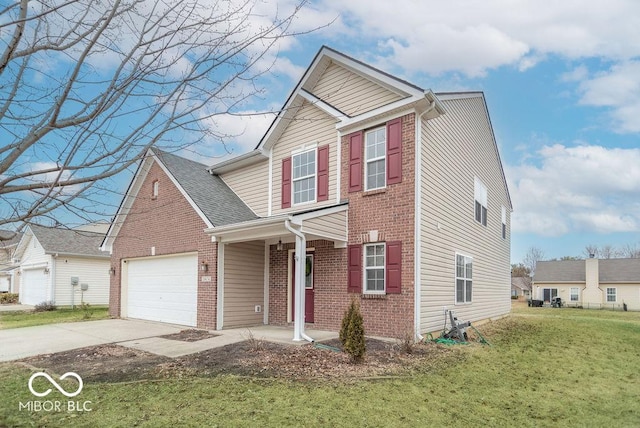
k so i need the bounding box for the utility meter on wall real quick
[71,277,79,287]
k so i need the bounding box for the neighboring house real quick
[102,46,512,339]
[0,230,22,293]
[534,258,640,310]
[511,277,531,299]
[13,224,110,306]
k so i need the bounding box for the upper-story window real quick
[365,127,386,190]
[474,177,487,226]
[501,206,507,239]
[292,149,316,205]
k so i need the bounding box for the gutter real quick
[284,219,314,343]
[414,99,437,342]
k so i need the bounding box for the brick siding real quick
[109,160,218,329]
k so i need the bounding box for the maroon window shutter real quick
[347,244,362,293]
[348,131,363,192]
[281,157,292,209]
[317,145,329,201]
[386,118,402,185]
[386,241,402,294]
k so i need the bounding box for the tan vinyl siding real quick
[603,284,640,310]
[271,101,338,215]
[419,96,511,333]
[223,241,265,328]
[221,160,269,217]
[54,257,110,306]
[301,210,348,242]
[311,62,403,116]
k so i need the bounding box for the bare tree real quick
[0,0,317,231]
[584,244,599,259]
[598,244,620,259]
[523,246,545,277]
[620,243,640,258]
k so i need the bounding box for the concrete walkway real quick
[0,304,34,312]
[0,319,338,361]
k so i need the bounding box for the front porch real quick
[206,204,348,342]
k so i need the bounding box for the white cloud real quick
[316,0,640,77]
[202,111,276,156]
[507,144,640,236]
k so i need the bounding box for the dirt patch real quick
[159,329,218,342]
[20,336,468,383]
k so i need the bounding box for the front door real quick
[291,253,314,323]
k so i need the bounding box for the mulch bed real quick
[19,336,467,383]
[159,329,219,342]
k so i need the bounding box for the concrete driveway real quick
[0,319,188,362]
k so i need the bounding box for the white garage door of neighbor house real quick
[126,254,198,327]
[21,268,48,305]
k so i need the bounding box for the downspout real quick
[414,100,437,342]
[51,254,57,305]
[284,219,314,342]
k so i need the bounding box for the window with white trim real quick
[474,177,487,226]
[455,254,473,304]
[606,287,616,302]
[364,243,385,293]
[292,149,316,205]
[570,287,579,302]
[365,127,386,190]
[501,206,507,239]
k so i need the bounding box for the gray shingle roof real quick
[28,224,108,258]
[599,258,640,282]
[0,230,22,248]
[534,258,640,283]
[511,276,532,291]
[153,149,258,226]
[534,260,586,282]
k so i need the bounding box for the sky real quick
[5,0,640,264]
[198,0,640,264]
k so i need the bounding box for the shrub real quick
[340,299,366,363]
[34,301,57,312]
[0,293,19,304]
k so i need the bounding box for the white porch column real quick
[285,219,308,342]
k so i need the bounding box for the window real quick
[365,127,386,190]
[606,287,616,302]
[152,180,159,198]
[501,206,507,239]
[364,243,385,293]
[474,177,487,226]
[455,254,473,303]
[570,287,579,302]
[292,149,316,205]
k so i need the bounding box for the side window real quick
[152,180,159,199]
[455,254,473,304]
[501,206,507,239]
[606,287,616,302]
[570,287,579,302]
[474,177,487,226]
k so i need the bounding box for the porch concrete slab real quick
[239,325,338,345]
[0,304,34,312]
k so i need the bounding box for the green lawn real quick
[1,306,639,427]
[0,306,110,329]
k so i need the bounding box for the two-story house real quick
[102,46,512,340]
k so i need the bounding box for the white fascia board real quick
[13,227,34,260]
[100,154,153,253]
[208,149,268,174]
[291,203,348,222]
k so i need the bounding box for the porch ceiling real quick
[205,204,348,246]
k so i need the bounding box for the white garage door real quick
[21,268,48,305]
[126,254,198,326]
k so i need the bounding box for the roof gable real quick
[102,149,257,252]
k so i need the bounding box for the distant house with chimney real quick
[533,257,640,310]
